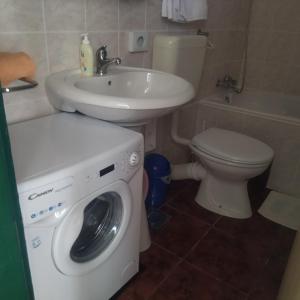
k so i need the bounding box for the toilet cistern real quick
[96,45,121,76]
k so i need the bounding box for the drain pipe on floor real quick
[170,111,206,181]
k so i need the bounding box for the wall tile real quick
[226,60,243,81]
[178,103,198,139]
[44,0,85,31]
[4,94,54,124]
[221,0,242,30]
[0,33,47,79]
[260,63,289,93]
[246,0,300,96]
[88,32,118,57]
[142,31,160,68]
[237,0,252,30]
[156,114,189,164]
[215,109,245,132]
[205,31,229,65]
[146,0,168,31]
[197,63,228,98]
[47,33,80,73]
[249,0,275,31]
[272,0,300,33]
[86,0,118,31]
[167,20,205,32]
[0,0,43,32]
[289,34,300,68]
[247,30,271,61]
[244,59,264,90]
[119,0,146,30]
[119,31,144,67]
[226,30,246,61]
[266,32,296,65]
[284,67,300,96]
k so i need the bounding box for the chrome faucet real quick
[216,75,238,92]
[95,45,121,76]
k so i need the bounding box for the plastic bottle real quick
[80,33,94,77]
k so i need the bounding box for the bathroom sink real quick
[45,66,195,125]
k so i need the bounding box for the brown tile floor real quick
[113,180,296,300]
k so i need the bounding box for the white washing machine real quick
[9,113,144,300]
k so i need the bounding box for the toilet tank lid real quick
[154,35,207,49]
[191,128,274,165]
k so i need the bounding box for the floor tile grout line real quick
[152,222,212,262]
[145,258,184,300]
[164,202,217,227]
[184,259,250,298]
[211,224,239,240]
[245,255,275,298]
[213,215,223,226]
[181,225,213,260]
[147,226,213,300]
[151,241,182,259]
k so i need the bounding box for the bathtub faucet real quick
[96,45,121,76]
[216,75,239,92]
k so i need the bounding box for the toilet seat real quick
[192,128,274,165]
[191,144,270,168]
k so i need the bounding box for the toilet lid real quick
[192,128,274,165]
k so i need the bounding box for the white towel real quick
[162,0,168,17]
[162,0,207,22]
[181,0,208,21]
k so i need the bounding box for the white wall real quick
[0,0,205,124]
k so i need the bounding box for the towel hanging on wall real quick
[162,0,208,22]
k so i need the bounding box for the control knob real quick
[129,152,140,166]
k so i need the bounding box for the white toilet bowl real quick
[189,128,274,219]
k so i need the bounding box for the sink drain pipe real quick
[170,111,206,181]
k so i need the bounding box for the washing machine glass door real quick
[52,180,132,276]
[70,192,122,263]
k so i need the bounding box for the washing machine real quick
[9,113,144,300]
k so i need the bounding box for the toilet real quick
[190,128,274,218]
[152,34,275,219]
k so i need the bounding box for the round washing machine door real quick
[52,180,132,276]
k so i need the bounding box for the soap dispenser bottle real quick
[80,33,94,77]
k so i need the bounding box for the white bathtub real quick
[195,90,300,197]
[201,90,300,126]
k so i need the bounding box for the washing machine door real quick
[52,180,132,276]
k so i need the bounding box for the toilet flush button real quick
[129,152,140,166]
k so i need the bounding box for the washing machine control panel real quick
[79,140,143,196]
[19,177,75,225]
[19,140,144,223]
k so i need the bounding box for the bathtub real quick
[201,90,300,126]
[195,90,300,197]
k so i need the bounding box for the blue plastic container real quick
[144,153,171,209]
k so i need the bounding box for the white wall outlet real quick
[128,31,149,53]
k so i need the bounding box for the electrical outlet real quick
[128,31,149,53]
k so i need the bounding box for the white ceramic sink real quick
[46,66,195,125]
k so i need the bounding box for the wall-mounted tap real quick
[95,45,121,76]
[216,75,239,92]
